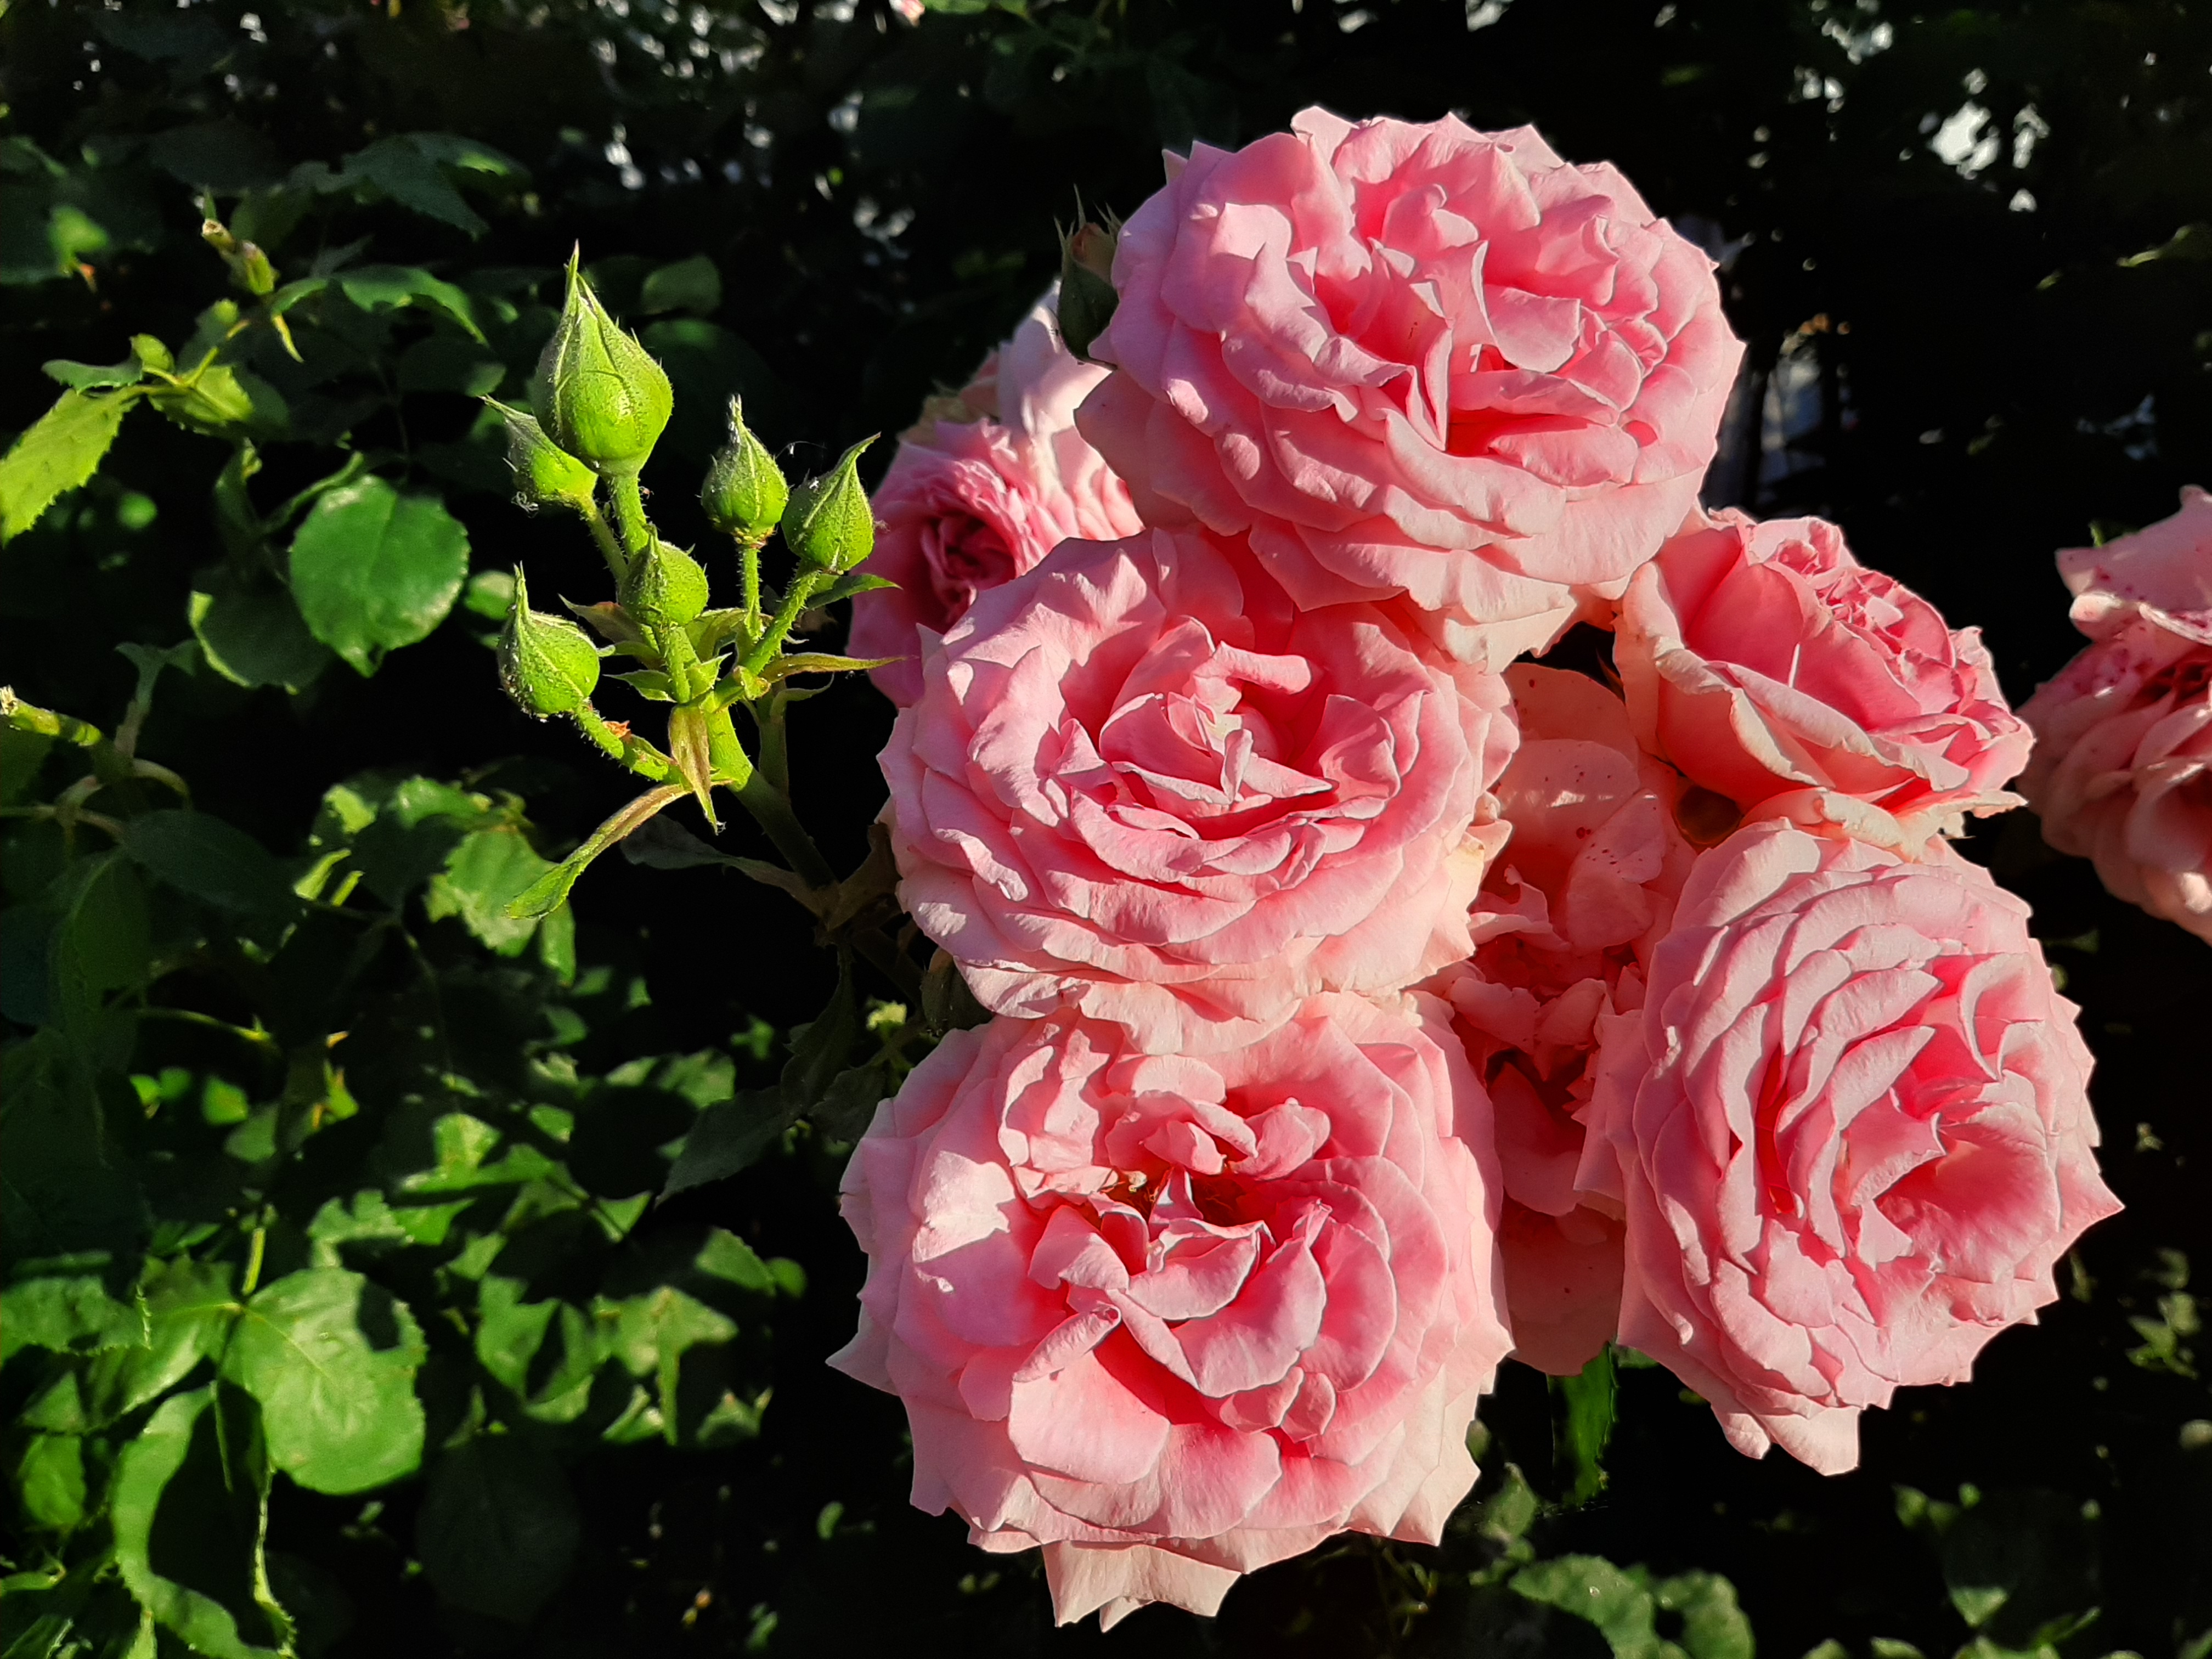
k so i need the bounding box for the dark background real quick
[2,1,2208,1654]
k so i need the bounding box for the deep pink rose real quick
[1077,108,1743,668]
[830,995,1510,1627]
[852,288,1144,704]
[2019,486,2212,942]
[1579,821,2120,1473]
[1426,665,1695,1374]
[881,527,1517,1054]
[1616,512,2032,850]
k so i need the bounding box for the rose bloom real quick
[2019,486,2212,943]
[882,527,1517,1054]
[851,287,1144,705]
[1616,511,2032,851]
[1427,665,1695,1375]
[1077,108,1743,669]
[1578,821,2120,1474]
[830,995,1510,1628]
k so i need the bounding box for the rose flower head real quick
[1077,107,1743,669]
[1616,511,2032,852]
[830,995,1510,1628]
[2019,486,2212,942]
[1427,664,1696,1374]
[1579,821,2120,1474]
[851,286,1145,705]
[882,527,1517,1054]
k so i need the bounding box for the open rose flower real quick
[2019,486,2212,942]
[1427,665,1695,1374]
[1616,512,2032,851]
[851,287,1144,704]
[830,994,1510,1628]
[1579,821,2120,1474]
[1077,108,1743,668]
[882,527,1517,1054]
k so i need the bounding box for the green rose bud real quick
[529,250,674,477]
[1056,210,1120,362]
[485,398,599,514]
[622,537,711,628]
[783,436,877,575]
[700,398,788,546]
[499,569,602,718]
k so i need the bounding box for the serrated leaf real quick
[14,1435,88,1533]
[416,1437,581,1623]
[639,254,721,316]
[43,353,147,391]
[661,1088,798,1198]
[0,1273,145,1362]
[424,827,555,956]
[0,387,137,543]
[218,1268,426,1494]
[332,262,486,338]
[760,651,896,685]
[1552,1346,1616,1506]
[335,140,489,236]
[1652,1572,1754,1659]
[111,1387,287,1659]
[120,810,298,930]
[505,785,687,921]
[289,476,469,675]
[475,1278,600,1423]
[594,1283,736,1444]
[809,569,899,607]
[83,1259,241,1424]
[1513,1556,1661,1656]
[190,574,334,693]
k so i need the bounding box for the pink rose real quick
[829,994,1510,1628]
[2019,487,2212,942]
[851,288,1144,705]
[1077,108,1743,668]
[1579,821,2120,1473]
[1616,511,2032,850]
[882,527,1517,1054]
[1427,665,1695,1374]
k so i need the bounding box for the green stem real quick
[578,497,629,587]
[241,1219,268,1297]
[740,569,826,676]
[758,690,791,798]
[741,538,763,629]
[735,771,834,888]
[607,471,651,560]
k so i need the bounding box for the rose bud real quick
[622,537,711,629]
[785,436,878,574]
[701,397,789,547]
[499,570,601,717]
[485,398,599,515]
[530,251,674,477]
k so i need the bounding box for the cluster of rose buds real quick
[830,109,2128,1628]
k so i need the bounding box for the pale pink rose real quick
[1076,108,1743,669]
[1578,821,2120,1474]
[1426,665,1695,1375]
[852,287,1144,705]
[2019,487,2212,942]
[830,994,1510,1628]
[1616,511,2032,850]
[881,527,1517,1054]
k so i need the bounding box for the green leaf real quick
[83,1259,240,1425]
[0,387,137,543]
[594,1283,737,1446]
[335,138,498,236]
[112,1387,287,1659]
[120,810,298,930]
[218,1268,427,1494]
[810,569,899,608]
[14,1435,88,1533]
[0,1036,146,1261]
[332,263,484,339]
[640,255,722,316]
[1513,1556,1664,1658]
[1652,1573,1754,1659]
[505,785,688,921]
[424,827,556,956]
[288,476,470,675]
[0,1272,145,1362]
[662,1088,798,1198]
[475,1278,601,1423]
[148,364,286,439]
[42,353,147,391]
[190,574,335,692]
[47,850,151,1032]
[415,1437,581,1622]
[1552,1346,1616,1506]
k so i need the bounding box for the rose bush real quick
[2019,486,2212,943]
[830,994,1510,1627]
[1578,821,2120,1474]
[1426,664,1695,1375]
[881,526,1516,1053]
[850,287,1144,704]
[1615,511,2032,852]
[1077,108,1743,668]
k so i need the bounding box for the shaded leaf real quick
[289,476,469,675]
[121,810,297,930]
[416,1437,581,1623]
[190,573,334,693]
